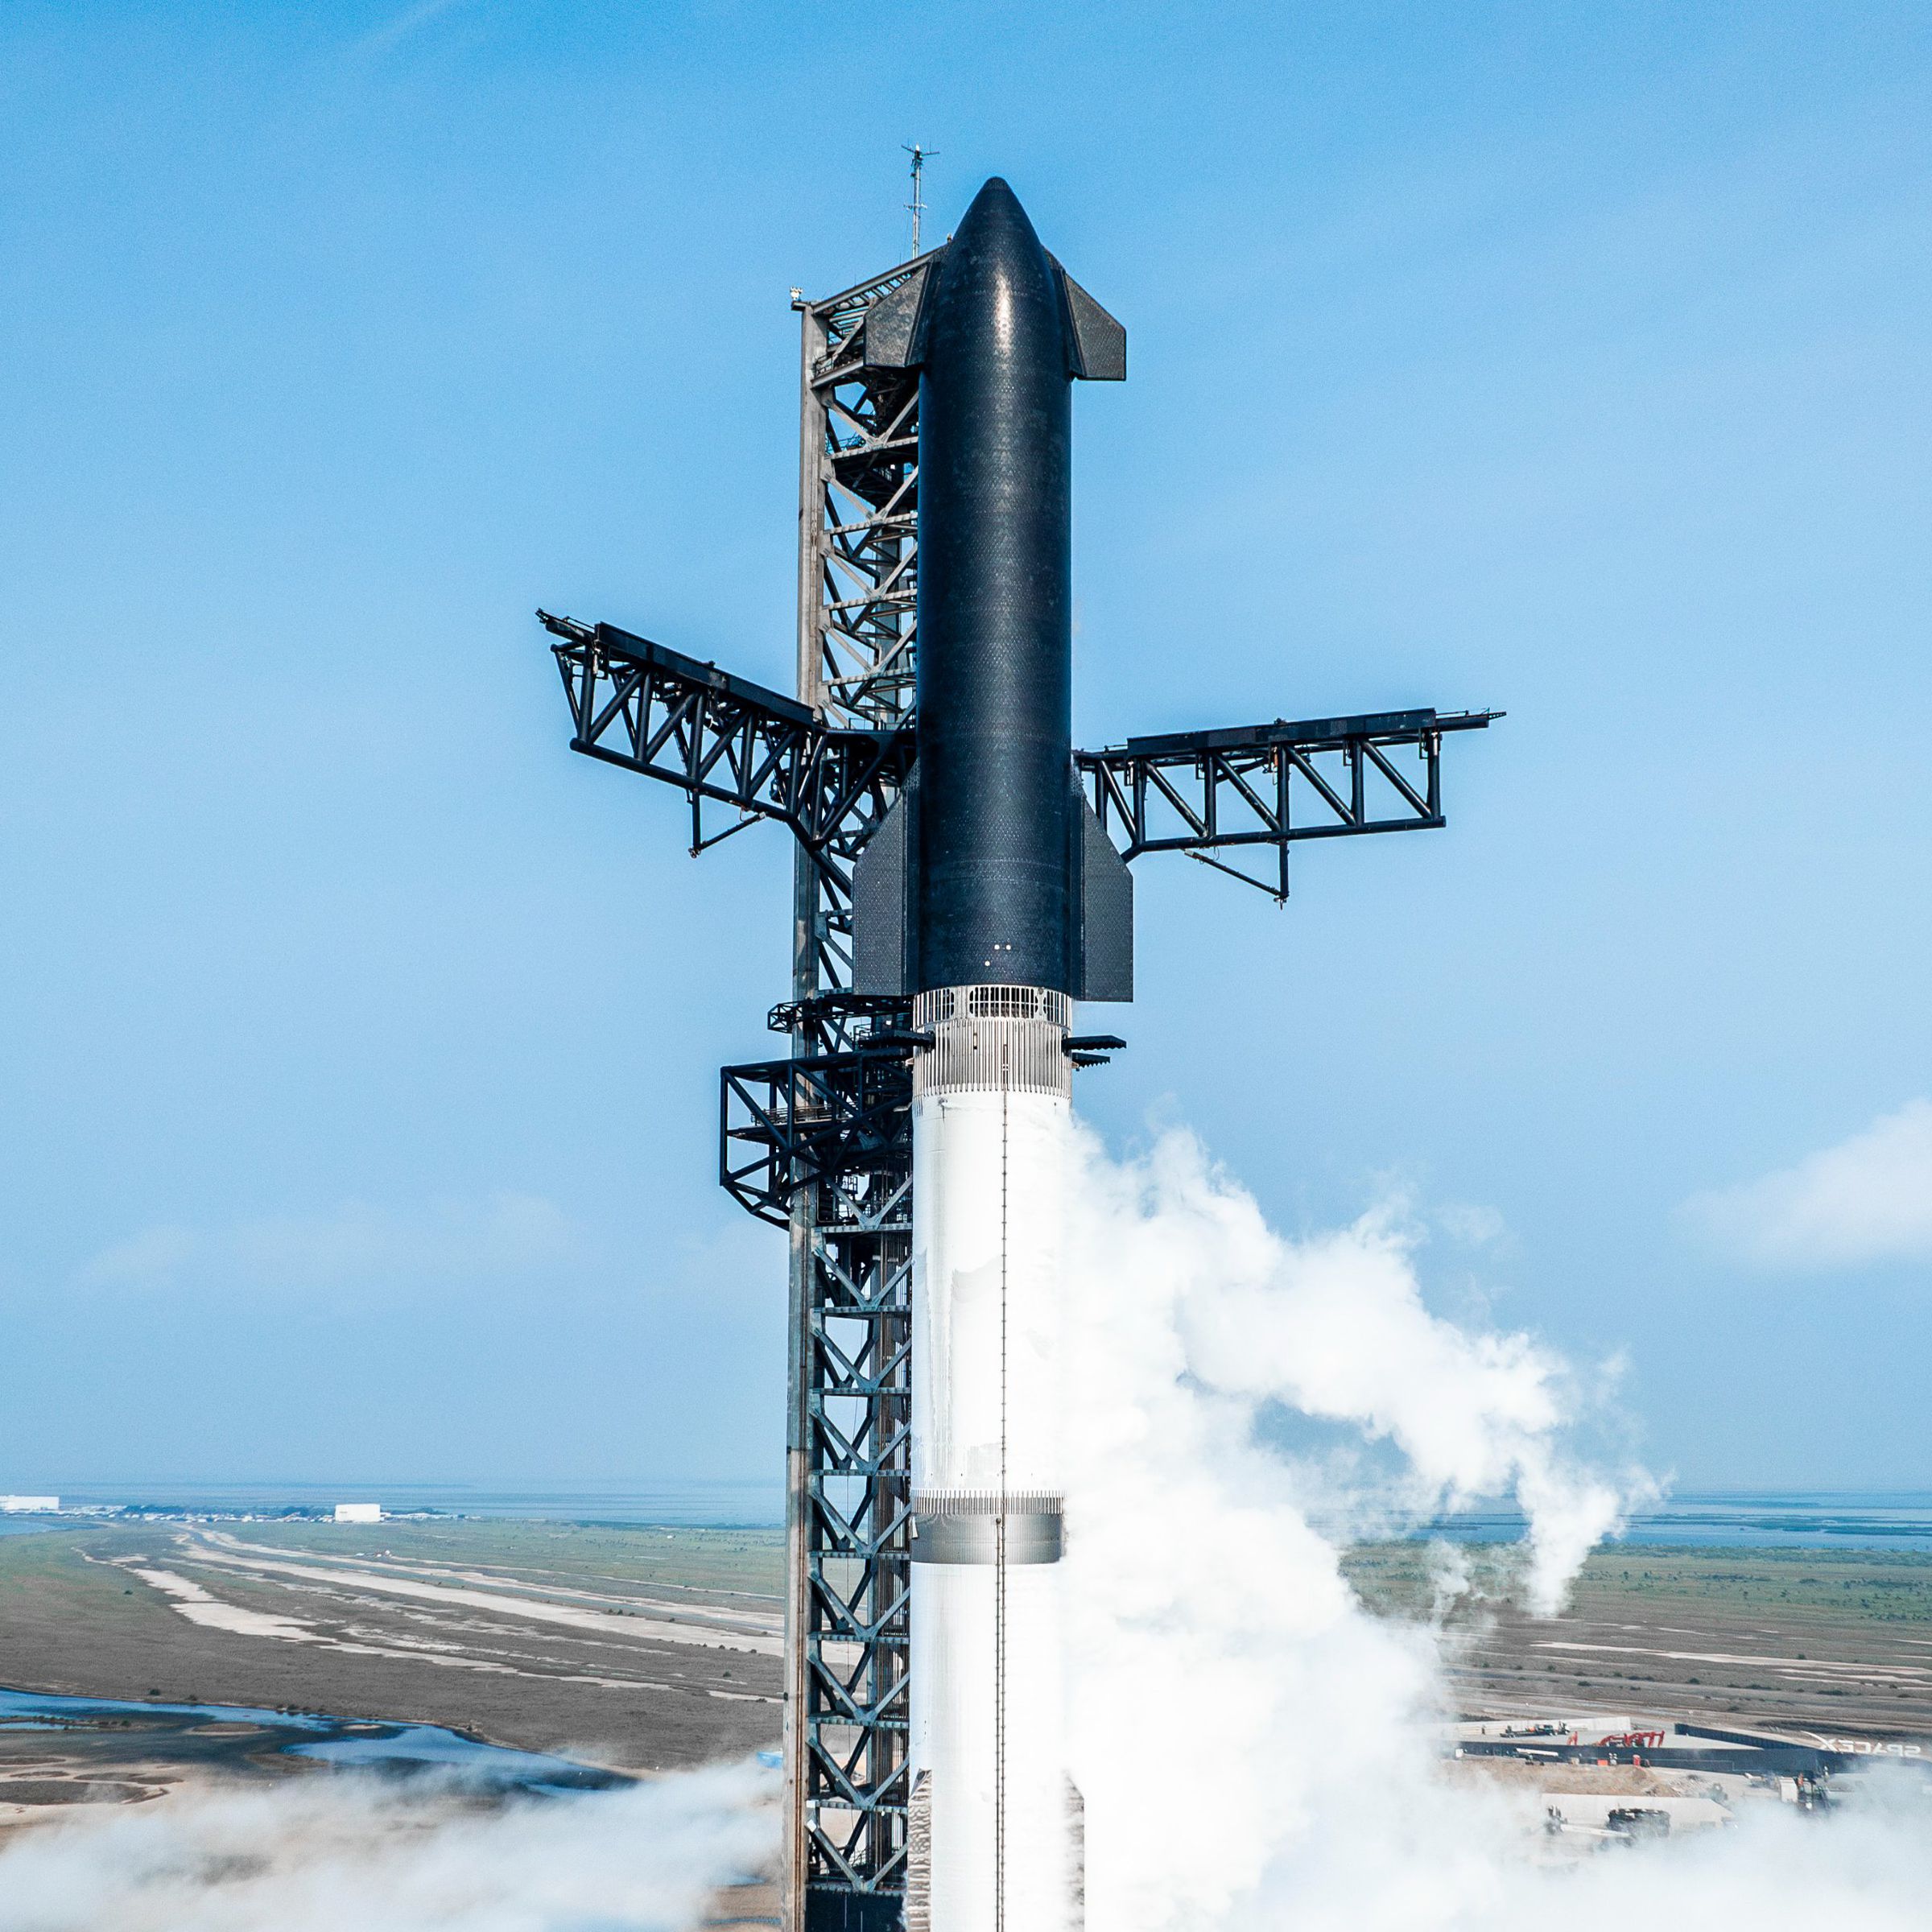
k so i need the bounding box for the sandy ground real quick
[1349,1543,1932,1748]
[4,1525,1924,1825]
[0,1523,782,1775]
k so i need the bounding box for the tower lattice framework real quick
[784,256,932,1932]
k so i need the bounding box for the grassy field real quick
[1348,1542,1932,1740]
[1347,1540,1932,1624]
[199,1517,787,1600]
[0,1520,786,1772]
[3,1521,1926,1777]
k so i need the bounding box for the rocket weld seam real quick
[996,1038,1009,1932]
[910,1492,1064,1515]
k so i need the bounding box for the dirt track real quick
[0,1521,782,1773]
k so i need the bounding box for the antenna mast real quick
[904,142,936,258]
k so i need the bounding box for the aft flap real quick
[863,262,936,371]
[1075,791,1133,1001]
[852,778,917,995]
[1055,268,1127,382]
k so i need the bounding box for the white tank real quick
[906,985,1082,1932]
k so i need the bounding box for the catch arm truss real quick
[1078,706,1501,901]
[545,606,1498,912]
[541,609,914,889]
[565,659,1502,1228]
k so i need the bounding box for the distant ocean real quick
[11,1480,786,1530]
[10,1484,1932,1550]
[1432,1492,1932,1553]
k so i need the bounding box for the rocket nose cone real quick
[955,175,1043,255]
[937,177,1057,336]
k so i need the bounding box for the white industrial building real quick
[332,1502,382,1524]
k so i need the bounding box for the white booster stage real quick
[906,984,1080,1932]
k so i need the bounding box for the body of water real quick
[20,1480,785,1529]
[1435,1491,1932,1552]
[10,1484,1932,1549]
[0,1687,623,1790]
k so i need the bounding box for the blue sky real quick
[3,2,1928,1494]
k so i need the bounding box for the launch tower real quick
[541,178,1494,1932]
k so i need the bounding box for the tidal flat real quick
[0,1518,784,1791]
[2,1522,1926,1833]
[1346,1542,1932,1744]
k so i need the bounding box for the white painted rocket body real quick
[906,994,1078,1932]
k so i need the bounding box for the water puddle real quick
[0,1686,623,1793]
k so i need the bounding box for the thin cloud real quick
[1683,1098,1932,1271]
[350,0,476,58]
[78,1192,575,1295]
[79,1223,198,1289]
[1437,1202,1508,1248]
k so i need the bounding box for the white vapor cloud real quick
[77,1192,575,1295]
[1064,1130,1637,1633]
[1684,1099,1932,1271]
[1061,1125,1932,1932]
[0,1761,774,1932]
[19,1121,1932,1931]
[1437,1202,1509,1249]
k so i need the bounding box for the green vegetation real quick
[0,1519,786,1620]
[1343,1542,1932,1627]
[213,1517,786,1600]
[0,1529,167,1627]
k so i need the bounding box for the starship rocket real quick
[852,176,1131,1932]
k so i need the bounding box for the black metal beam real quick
[1117,705,1496,758]
[547,605,1498,917]
[721,1049,914,1228]
[1078,705,1501,900]
[540,611,914,880]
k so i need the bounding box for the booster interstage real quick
[542,175,1496,1932]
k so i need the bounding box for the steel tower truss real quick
[780,261,930,1932]
[542,249,1496,1932]
[543,257,931,1932]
